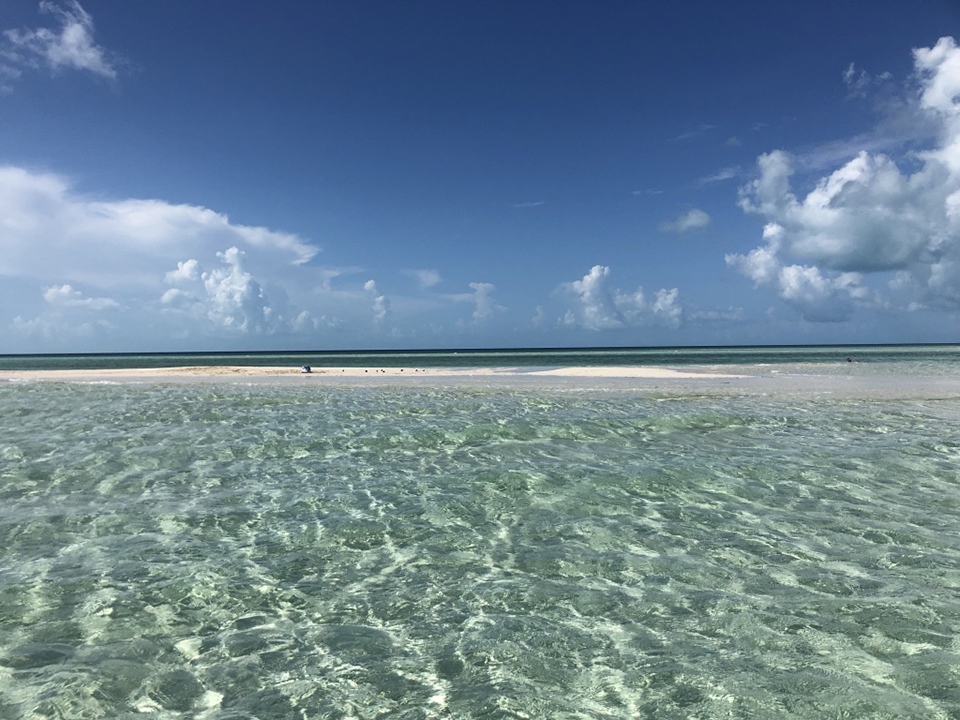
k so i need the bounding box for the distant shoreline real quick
[0,365,745,382]
[1,344,956,374]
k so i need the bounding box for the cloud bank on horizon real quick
[2,2,959,351]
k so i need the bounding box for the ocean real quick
[2,343,960,372]
[1,346,959,718]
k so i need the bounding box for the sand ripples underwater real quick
[1,382,959,718]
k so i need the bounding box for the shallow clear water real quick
[2,379,960,718]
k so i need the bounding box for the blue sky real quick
[2,1,960,352]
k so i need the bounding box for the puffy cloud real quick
[450,282,502,326]
[651,288,683,327]
[159,287,189,307]
[562,265,682,330]
[726,222,869,322]
[729,223,784,287]
[201,248,273,333]
[467,282,498,323]
[161,248,276,334]
[728,36,960,319]
[43,283,118,310]
[0,166,318,289]
[659,208,711,233]
[363,279,389,323]
[737,150,938,271]
[0,165,330,346]
[13,281,119,344]
[915,37,960,117]
[165,259,201,284]
[1,163,529,348]
[775,264,859,322]
[567,265,621,330]
[1,1,117,86]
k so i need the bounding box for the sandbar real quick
[0,364,744,382]
[5,364,960,400]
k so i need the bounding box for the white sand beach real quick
[0,364,745,382]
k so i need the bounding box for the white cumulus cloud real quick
[364,279,390,323]
[1,163,532,349]
[161,248,277,334]
[561,265,682,330]
[43,283,118,310]
[1,165,330,346]
[0,166,318,290]
[165,259,201,284]
[450,282,502,326]
[467,282,498,323]
[726,222,871,323]
[728,36,960,320]
[201,248,273,333]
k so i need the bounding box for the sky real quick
[2,1,960,353]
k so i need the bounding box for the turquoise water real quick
[2,353,960,717]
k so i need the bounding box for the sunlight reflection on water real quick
[1,380,959,718]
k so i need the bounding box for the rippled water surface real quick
[2,381,960,718]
